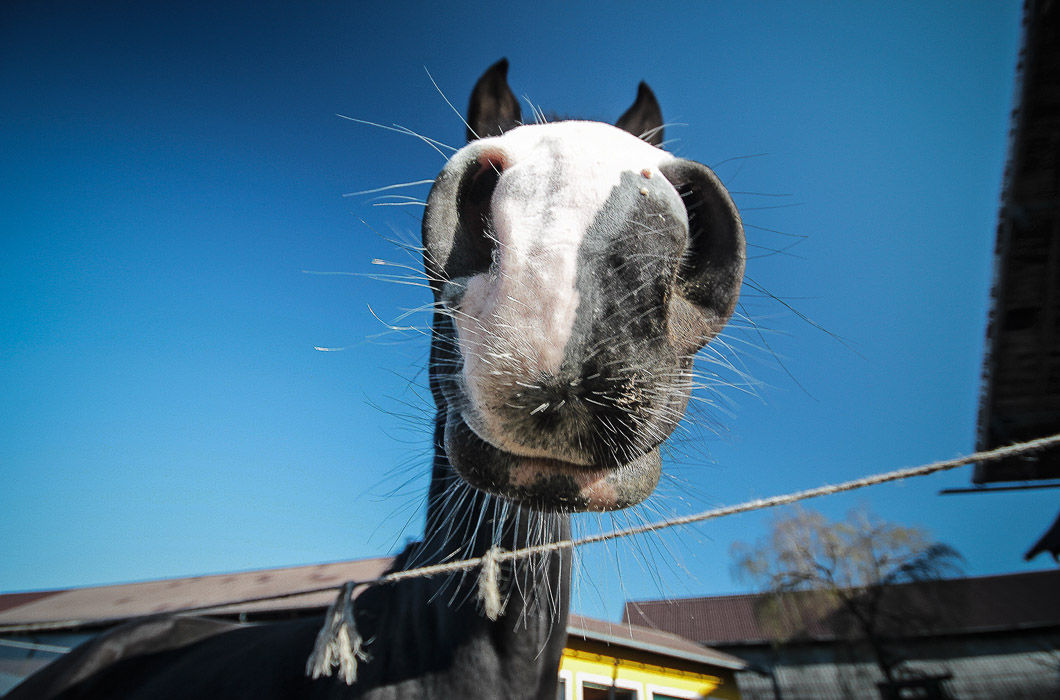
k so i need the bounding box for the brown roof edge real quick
[567,613,748,671]
[0,591,62,615]
[0,557,396,631]
[623,569,1060,645]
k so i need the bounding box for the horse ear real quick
[615,82,664,146]
[466,58,522,142]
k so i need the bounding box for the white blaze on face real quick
[454,122,675,450]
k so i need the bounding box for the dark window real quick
[582,680,636,700]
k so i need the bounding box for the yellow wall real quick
[559,647,740,699]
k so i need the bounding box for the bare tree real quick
[732,506,964,687]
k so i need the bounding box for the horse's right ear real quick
[466,58,522,142]
[616,82,664,146]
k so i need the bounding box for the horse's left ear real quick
[466,58,522,142]
[615,82,664,146]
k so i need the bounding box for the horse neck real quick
[346,333,572,697]
[351,415,571,697]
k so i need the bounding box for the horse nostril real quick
[660,159,745,332]
[672,179,708,285]
[456,154,505,273]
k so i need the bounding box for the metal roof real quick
[566,613,747,671]
[623,569,1060,647]
[0,560,746,672]
[0,557,393,630]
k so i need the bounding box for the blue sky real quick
[1,1,1048,621]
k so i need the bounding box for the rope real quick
[3,432,1057,636]
[353,431,1060,578]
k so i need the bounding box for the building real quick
[624,569,1060,699]
[0,558,746,699]
[563,614,745,700]
[975,0,1060,486]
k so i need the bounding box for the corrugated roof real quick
[0,591,61,616]
[0,557,393,629]
[623,569,1060,646]
[567,613,747,670]
[0,560,747,672]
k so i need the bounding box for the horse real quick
[8,58,745,700]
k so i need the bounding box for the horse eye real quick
[457,156,504,272]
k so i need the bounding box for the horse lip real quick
[446,410,660,511]
[507,457,621,510]
[508,456,611,485]
[457,409,596,467]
